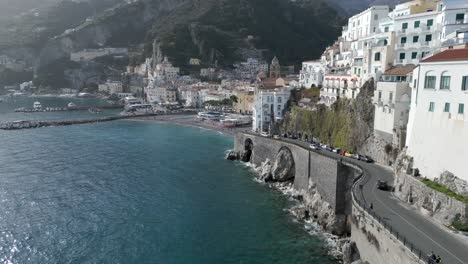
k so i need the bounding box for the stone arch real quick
[271,146,296,182]
[242,138,254,162]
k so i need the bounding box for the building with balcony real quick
[299,61,325,88]
[252,87,291,133]
[392,4,441,66]
[321,73,361,105]
[406,49,468,181]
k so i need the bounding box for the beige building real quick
[234,90,254,114]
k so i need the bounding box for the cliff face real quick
[280,80,375,152]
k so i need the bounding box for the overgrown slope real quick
[280,80,375,152]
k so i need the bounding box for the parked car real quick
[332,148,341,154]
[344,152,353,158]
[351,154,360,160]
[376,180,389,191]
[360,155,374,163]
[260,132,269,137]
[310,144,321,150]
[273,135,280,139]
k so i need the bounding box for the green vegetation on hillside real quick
[280,81,375,152]
[421,178,468,204]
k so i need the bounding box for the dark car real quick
[359,155,374,163]
[376,180,389,190]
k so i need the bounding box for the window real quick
[444,103,450,112]
[374,14,379,20]
[277,104,281,110]
[427,19,433,27]
[459,104,465,114]
[440,73,451,90]
[402,22,408,30]
[425,34,432,42]
[411,52,418,59]
[462,76,468,91]
[429,102,435,112]
[413,36,419,43]
[399,53,406,60]
[401,37,407,44]
[414,21,420,28]
[389,92,393,102]
[277,97,282,103]
[378,91,382,101]
[384,26,389,32]
[424,73,436,89]
[456,13,464,24]
[374,52,381,61]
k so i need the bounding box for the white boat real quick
[33,101,42,110]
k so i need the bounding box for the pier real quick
[0,114,157,130]
[14,105,123,113]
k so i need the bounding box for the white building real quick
[252,88,291,133]
[406,49,468,181]
[299,61,325,88]
[182,89,202,108]
[145,86,177,104]
[98,81,123,95]
[234,58,269,79]
[373,65,414,149]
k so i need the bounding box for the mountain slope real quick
[37,0,343,70]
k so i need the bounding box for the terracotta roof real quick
[421,49,468,63]
[384,65,416,76]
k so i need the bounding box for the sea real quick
[0,96,338,263]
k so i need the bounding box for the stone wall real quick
[351,203,424,264]
[394,169,468,227]
[234,133,351,214]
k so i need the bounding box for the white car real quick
[260,132,269,137]
[309,144,321,150]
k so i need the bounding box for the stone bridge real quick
[234,133,356,216]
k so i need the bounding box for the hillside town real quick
[1,0,468,263]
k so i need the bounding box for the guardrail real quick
[351,163,434,264]
[242,132,437,263]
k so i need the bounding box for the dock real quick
[0,114,158,130]
[14,105,123,113]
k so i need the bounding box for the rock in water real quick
[342,241,361,264]
[225,150,239,161]
[272,148,295,182]
[258,159,273,182]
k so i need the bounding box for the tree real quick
[230,95,238,103]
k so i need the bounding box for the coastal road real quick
[275,136,468,264]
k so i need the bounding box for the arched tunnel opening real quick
[242,138,253,162]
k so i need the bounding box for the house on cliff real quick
[406,48,468,182]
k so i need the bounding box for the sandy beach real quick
[133,114,250,136]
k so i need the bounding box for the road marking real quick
[371,185,467,264]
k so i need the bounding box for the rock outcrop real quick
[271,147,295,182]
[341,240,361,264]
[393,149,468,226]
[437,171,468,196]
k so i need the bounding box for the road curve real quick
[271,136,468,264]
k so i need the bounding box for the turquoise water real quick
[0,98,338,263]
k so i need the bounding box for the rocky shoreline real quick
[227,152,360,263]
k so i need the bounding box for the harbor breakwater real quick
[229,132,426,264]
[0,114,158,130]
